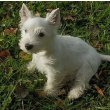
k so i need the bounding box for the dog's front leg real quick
[44,73,62,96]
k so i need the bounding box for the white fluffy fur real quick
[19,4,110,100]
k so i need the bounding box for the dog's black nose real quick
[25,43,33,50]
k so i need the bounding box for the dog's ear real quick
[46,8,60,27]
[19,3,32,23]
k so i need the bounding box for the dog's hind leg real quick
[68,62,97,100]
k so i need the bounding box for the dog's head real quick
[19,3,60,54]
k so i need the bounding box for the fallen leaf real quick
[35,11,40,17]
[95,41,103,50]
[19,51,31,61]
[46,8,54,12]
[64,15,75,21]
[94,84,105,96]
[4,28,18,35]
[0,50,10,58]
[15,84,29,98]
[37,90,47,97]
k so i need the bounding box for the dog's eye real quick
[38,32,45,37]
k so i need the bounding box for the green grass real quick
[1,1,110,110]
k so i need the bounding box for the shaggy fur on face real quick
[19,3,110,100]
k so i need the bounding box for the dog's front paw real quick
[68,87,84,100]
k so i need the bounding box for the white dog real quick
[19,3,110,100]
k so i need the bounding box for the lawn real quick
[1,1,110,110]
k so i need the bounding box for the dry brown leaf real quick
[64,15,75,21]
[37,90,47,97]
[94,84,105,96]
[4,28,18,35]
[35,11,40,17]
[47,8,54,12]
[15,84,29,98]
[19,51,31,61]
[95,41,103,50]
[0,50,10,58]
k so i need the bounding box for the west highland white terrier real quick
[19,3,110,100]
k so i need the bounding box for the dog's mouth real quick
[25,46,40,54]
[20,48,36,54]
[27,49,37,54]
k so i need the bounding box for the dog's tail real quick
[100,54,110,62]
